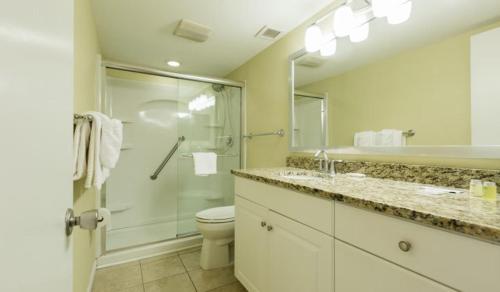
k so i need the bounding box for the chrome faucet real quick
[314,149,329,172]
[314,150,342,176]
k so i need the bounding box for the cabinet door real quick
[267,211,334,292]
[235,196,268,292]
[335,240,455,292]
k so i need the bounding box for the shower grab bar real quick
[243,129,285,139]
[150,136,185,180]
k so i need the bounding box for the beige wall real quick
[300,21,500,147]
[227,4,499,169]
[74,0,101,291]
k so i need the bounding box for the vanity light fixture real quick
[333,5,355,37]
[167,60,180,67]
[305,25,323,52]
[305,0,412,56]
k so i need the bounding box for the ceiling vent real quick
[296,55,326,68]
[174,19,212,42]
[255,26,282,40]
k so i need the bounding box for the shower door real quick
[176,80,241,235]
[103,68,241,251]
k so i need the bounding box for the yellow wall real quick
[300,21,500,147]
[227,4,499,169]
[74,0,101,291]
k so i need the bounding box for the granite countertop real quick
[231,167,500,244]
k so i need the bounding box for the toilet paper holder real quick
[65,208,104,236]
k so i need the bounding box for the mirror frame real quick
[288,49,500,159]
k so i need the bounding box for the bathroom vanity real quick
[231,167,500,292]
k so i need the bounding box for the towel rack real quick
[243,129,285,139]
[74,113,93,121]
[403,129,415,137]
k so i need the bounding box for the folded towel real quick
[375,129,405,146]
[84,112,103,189]
[73,120,90,180]
[84,111,123,189]
[354,131,376,146]
[100,118,123,169]
[192,152,217,176]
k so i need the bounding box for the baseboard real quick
[87,260,97,292]
[97,235,203,268]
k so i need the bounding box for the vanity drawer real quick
[335,203,500,292]
[235,177,334,235]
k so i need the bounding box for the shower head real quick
[211,84,225,92]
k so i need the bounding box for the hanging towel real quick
[84,112,106,189]
[73,119,90,180]
[375,129,405,146]
[192,152,217,176]
[354,131,376,147]
[101,119,123,169]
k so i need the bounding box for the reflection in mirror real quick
[290,0,500,150]
[292,90,327,149]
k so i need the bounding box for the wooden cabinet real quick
[234,177,500,292]
[235,196,333,292]
[234,196,268,292]
[335,240,454,292]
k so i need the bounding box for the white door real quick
[234,196,268,292]
[0,1,74,291]
[335,240,455,292]
[267,211,333,292]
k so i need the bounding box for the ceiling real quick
[91,0,333,78]
[295,0,500,86]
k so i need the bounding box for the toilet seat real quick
[196,206,234,223]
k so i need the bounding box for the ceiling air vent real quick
[174,19,212,42]
[255,26,282,40]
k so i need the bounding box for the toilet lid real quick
[196,206,234,222]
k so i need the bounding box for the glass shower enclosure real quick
[101,67,241,251]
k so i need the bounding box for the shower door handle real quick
[150,136,185,180]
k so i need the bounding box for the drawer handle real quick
[398,240,412,252]
[261,221,267,227]
[267,225,273,232]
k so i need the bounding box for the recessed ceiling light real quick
[167,60,180,67]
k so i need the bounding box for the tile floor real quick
[92,247,247,292]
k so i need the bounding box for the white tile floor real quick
[92,247,246,292]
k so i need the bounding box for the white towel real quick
[85,112,102,189]
[375,129,405,146]
[192,152,217,176]
[84,112,123,189]
[354,131,376,146]
[73,120,90,180]
[100,118,123,169]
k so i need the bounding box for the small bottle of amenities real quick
[469,179,483,197]
[482,182,497,201]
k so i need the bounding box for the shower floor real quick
[107,218,196,251]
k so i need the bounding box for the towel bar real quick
[243,129,285,139]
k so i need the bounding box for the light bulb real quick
[320,38,337,57]
[334,5,355,37]
[372,0,399,18]
[305,25,322,52]
[388,1,412,24]
[350,22,369,43]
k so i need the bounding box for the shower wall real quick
[103,69,241,251]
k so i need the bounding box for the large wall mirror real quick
[289,0,500,158]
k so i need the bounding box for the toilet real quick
[196,205,235,270]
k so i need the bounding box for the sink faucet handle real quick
[313,149,329,160]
